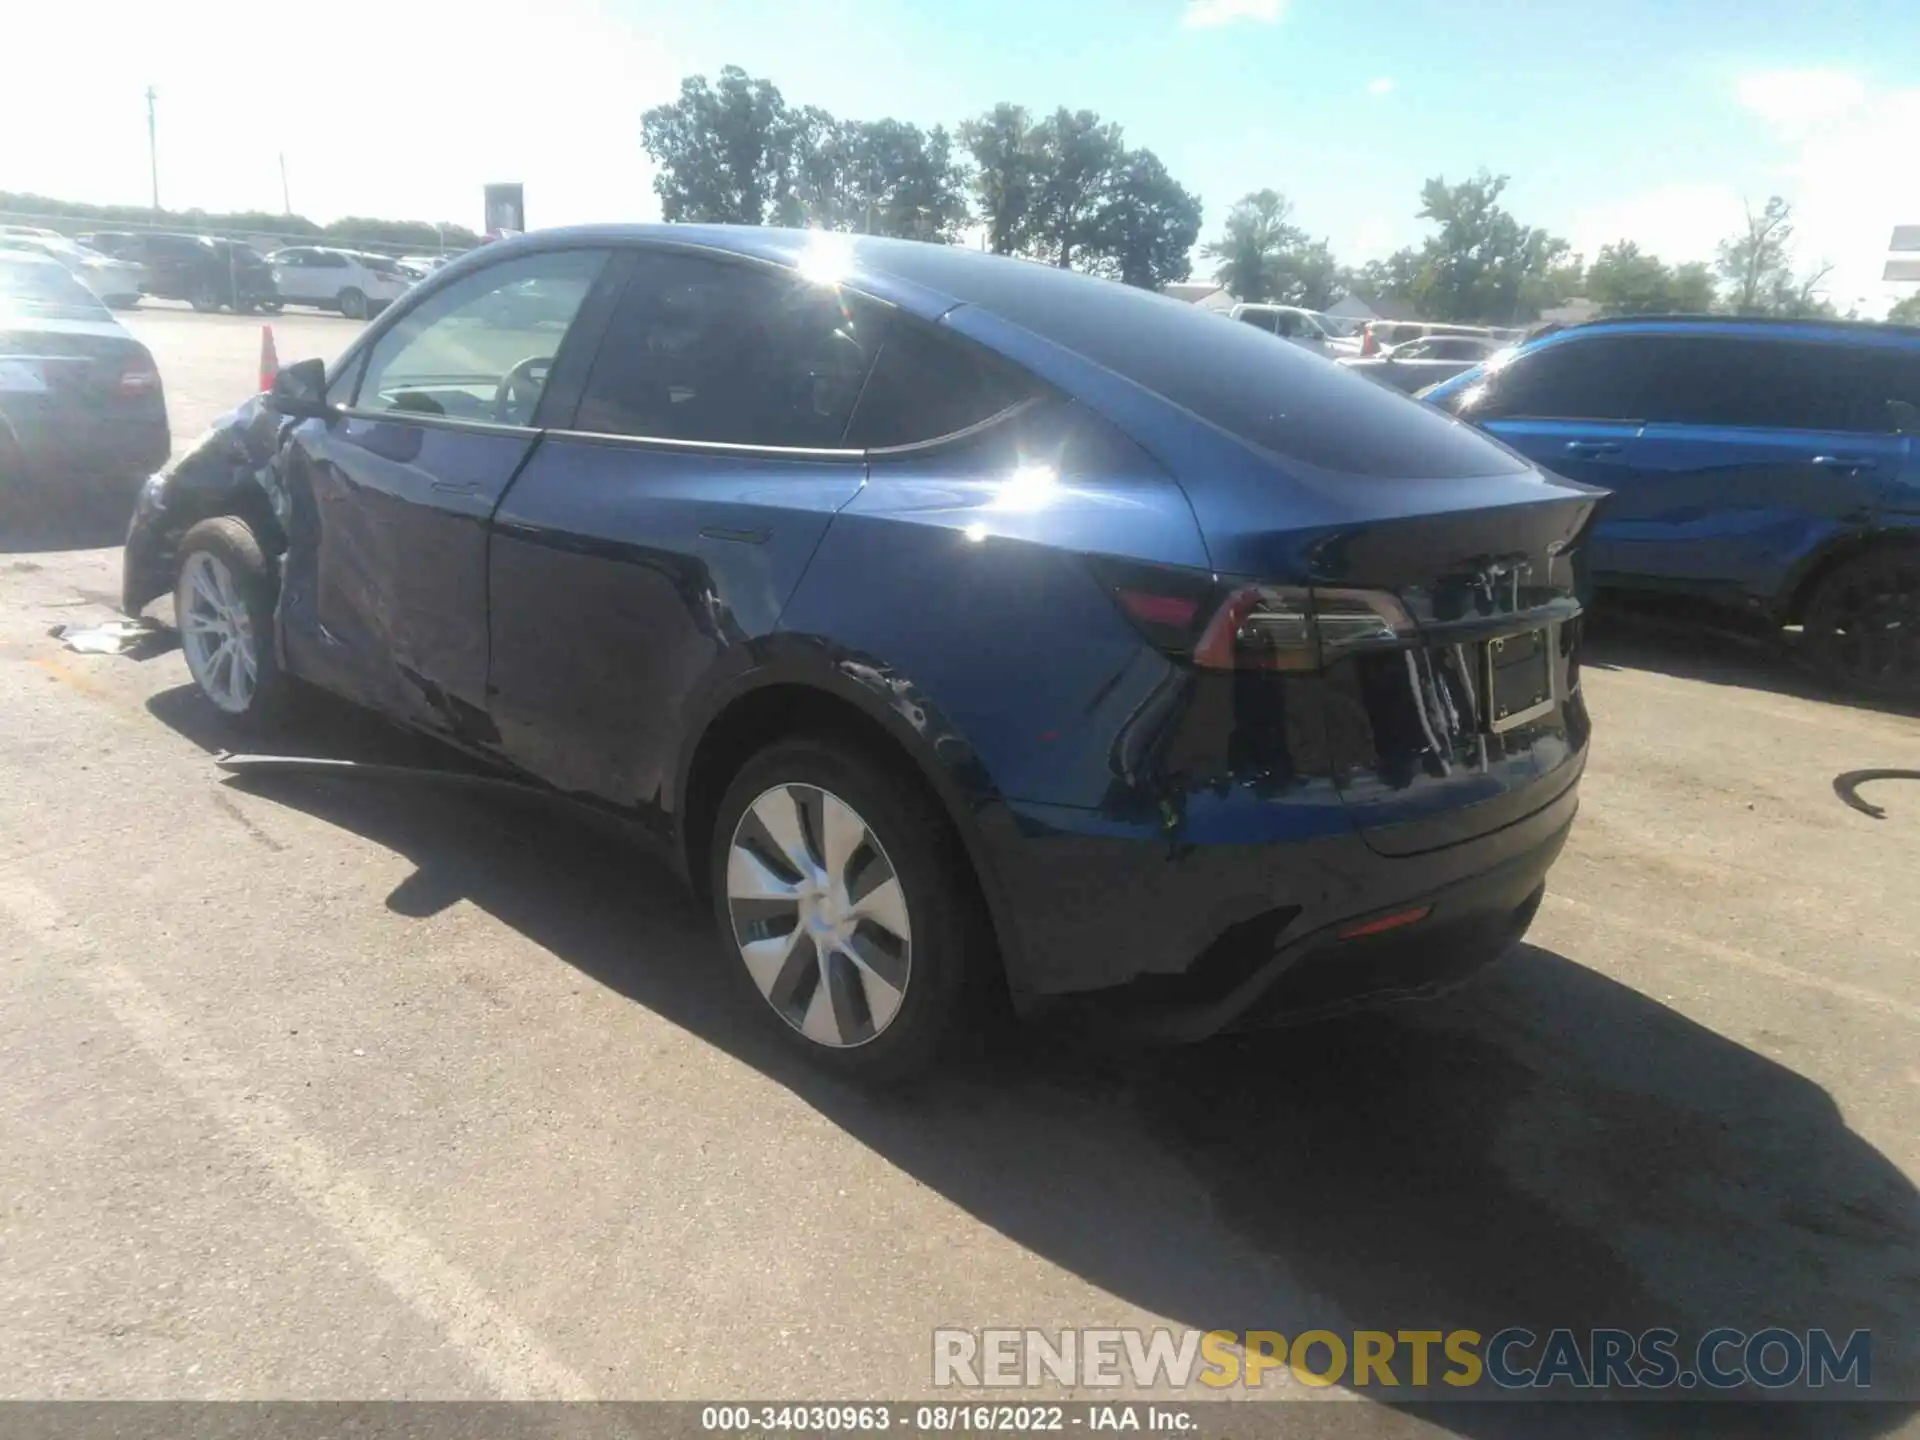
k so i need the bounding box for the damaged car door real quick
[276,247,612,738]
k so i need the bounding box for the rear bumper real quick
[1,405,169,488]
[973,751,1581,1039]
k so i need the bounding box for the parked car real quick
[82,233,278,312]
[1229,302,1331,353]
[0,234,145,308]
[398,254,455,279]
[1359,320,1499,357]
[1422,315,1920,698]
[0,254,168,504]
[267,247,412,318]
[123,225,1598,1081]
[1340,333,1501,392]
[1310,312,1365,357]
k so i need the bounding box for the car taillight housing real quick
[118,356,160,396]
[1091,559,1414,672]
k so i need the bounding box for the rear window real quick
[1032,294,1528,476]
[843,320,1036,449]
[0,257,105,313]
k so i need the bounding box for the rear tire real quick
[189,282,222,313]
[1800,547,1920,701]
[173,517,288,729]
[338,288,368,320]
[709,737,986,1083]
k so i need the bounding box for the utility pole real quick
[145,86,159,213]
[279,152,292,216]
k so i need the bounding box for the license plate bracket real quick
[1483,628,1555,733]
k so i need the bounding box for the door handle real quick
[430,479,482,495]
[1564,440,1622,456]
[1811,455,1879,472]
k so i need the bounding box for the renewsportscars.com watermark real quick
[933,1327,1874,1393]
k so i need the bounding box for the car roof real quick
[469,223,1531,483]
[1545,313,1920,349]
[0,250,66,268]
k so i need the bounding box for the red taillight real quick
[1337,905,1432,940]
[1115,589,1202,630]
[1195,585,1412,672]
[117,358,160,396]
[1092,559,1414,674]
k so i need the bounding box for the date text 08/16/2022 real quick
[700,1406,1195,1432]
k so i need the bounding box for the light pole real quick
[280,152,292,216]
[145,86,159,213]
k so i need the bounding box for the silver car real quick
[1338,334,1501,393]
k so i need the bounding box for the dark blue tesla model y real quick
[123,225,1603,1081]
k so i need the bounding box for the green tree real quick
[1585,241,1684,315]
[1201,190,1335,304]
[1714,196,1833,317]
[1408,172,1571,324]
[1347,248,1422,304]
[641,67,804,224]
[1888,293,1920,324]
[960,104,1041,255]
[1669,261,1718,313]
[1086,148,1202,289]
[1026,108,1128,269]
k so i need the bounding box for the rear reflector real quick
[1337,906,1432,940]
[118,363,160,396]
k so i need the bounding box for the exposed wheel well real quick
[686,685,931,893]
[1784,532,1920,623]
[679,685,1003,981]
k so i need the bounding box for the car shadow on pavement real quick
[1582,602,1918,719]
[148,685,1919,1439]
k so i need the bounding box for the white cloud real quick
[1571,182,1747,269]
[0,0,678,229]
[1736,69,1867,135]
[1573,76,1920,318]
[1763,82,1920,314]
[1365,78,1396,97]
[1182,0,1283,29]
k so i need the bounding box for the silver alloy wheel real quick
[725,783,912,1048]
[177,550,258,715]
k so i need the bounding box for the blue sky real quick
[4,0,1917,310]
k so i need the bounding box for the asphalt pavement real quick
[0,306,1916,1435]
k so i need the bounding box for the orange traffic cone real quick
[258,325,279,392]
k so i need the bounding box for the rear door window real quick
[574,251,884,449]
[1631,337,1855,431]
[843,320,1037,449]
[1844,347,1920,433]
[1237,309,1277,334]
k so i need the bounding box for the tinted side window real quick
[1845,347,1920,433]
[1237,310,1276,334]
[1635,337,1855,431]
[1490,337,1660,421]
[843,321,1036,449]
[575,252,883,449]
[357,248,608,425]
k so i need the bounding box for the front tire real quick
[1800,547,1920,701]
[710,738,984,1083]
[174,517,287,728]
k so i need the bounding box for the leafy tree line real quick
[642,68,1202,290]
[644,69,1871,325]
[0,191,482,252]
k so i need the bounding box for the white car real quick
[0,234,145,308]
[1228,303,1335,354]
[266,246,412,319]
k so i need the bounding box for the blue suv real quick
[1425,316,1920,699]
